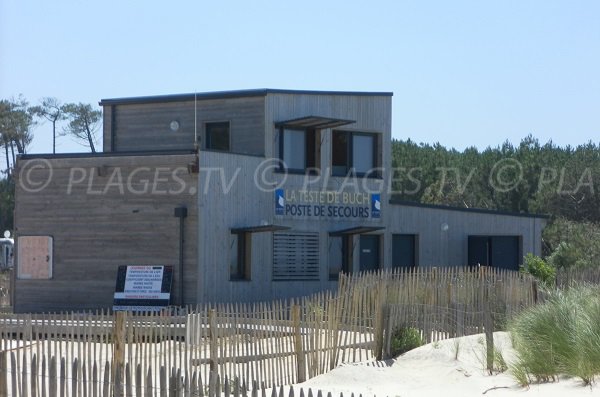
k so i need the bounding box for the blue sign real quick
[275,189,382,219]
[371,194,381,218]
[275,189,285,215]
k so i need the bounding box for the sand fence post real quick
[209,309,218,374]
[0,350,7,397]
[291,305,306,383]
[113,311,127,397]
[483,282,494,374]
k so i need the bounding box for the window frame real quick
[205,121,231,152]
[331,130,380,178]
[278,127,319,175]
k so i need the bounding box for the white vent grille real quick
[273,232,320,281]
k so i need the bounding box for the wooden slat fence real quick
[0,354,380,397]
[556,266,600,288]
[1,267,537,397]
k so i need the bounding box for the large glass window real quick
[280,129,318,173]
[206,122,230,151]
[332,131,378,177]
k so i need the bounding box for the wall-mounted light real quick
[441,223,449,232]
[170,120,180,132]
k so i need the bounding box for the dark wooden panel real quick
[110,97,265,156]
[13,154,198,312]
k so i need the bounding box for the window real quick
[273,232,319,281]
[332,131,378,177]
[280,128,318,173]
[468,235,522,271]
[328,235,352,280]
[231,232,251,280]
[17,236,53,279]
[392,234,418,268]
[206,122,230,151]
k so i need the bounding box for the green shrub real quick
[509,286,600,386]
[520,253,556,287]
[390,327,424,357]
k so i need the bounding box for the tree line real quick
[391,136,600,268]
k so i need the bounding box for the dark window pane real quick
[231,233,251,280]
[468,236,490,266]
[392,234,416,268]
[306,129,316,169]
[332,131,349,176]
[490,236,520,271]
[206,122,230,151]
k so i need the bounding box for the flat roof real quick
[99,88,394,106]
[18,149,197,160]
[389,198,550,219]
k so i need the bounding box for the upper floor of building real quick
[100,88,393,178]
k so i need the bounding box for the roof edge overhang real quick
[329,226,385,236]
[18,149,197,161]
[99,88,393,106]
[389,199,550,219]
[231,224,291,234]
[275,116,356,130]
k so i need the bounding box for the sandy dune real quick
[293,332,596,397]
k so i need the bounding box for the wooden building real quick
[12,89,547,312]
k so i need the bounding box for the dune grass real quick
[509,285,600,386]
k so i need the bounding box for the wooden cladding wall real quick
[13,154,199,312]
[105,97,265,156]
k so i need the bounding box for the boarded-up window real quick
[273,232,319,281]
[17,236,53,279]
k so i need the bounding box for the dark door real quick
[491,236,520,271]
[359,235,380,272]
[392,234,416,268]
[468,236,490,266]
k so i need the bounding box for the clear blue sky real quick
[1,0,599,156]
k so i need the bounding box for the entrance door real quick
[359,235,380,272]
